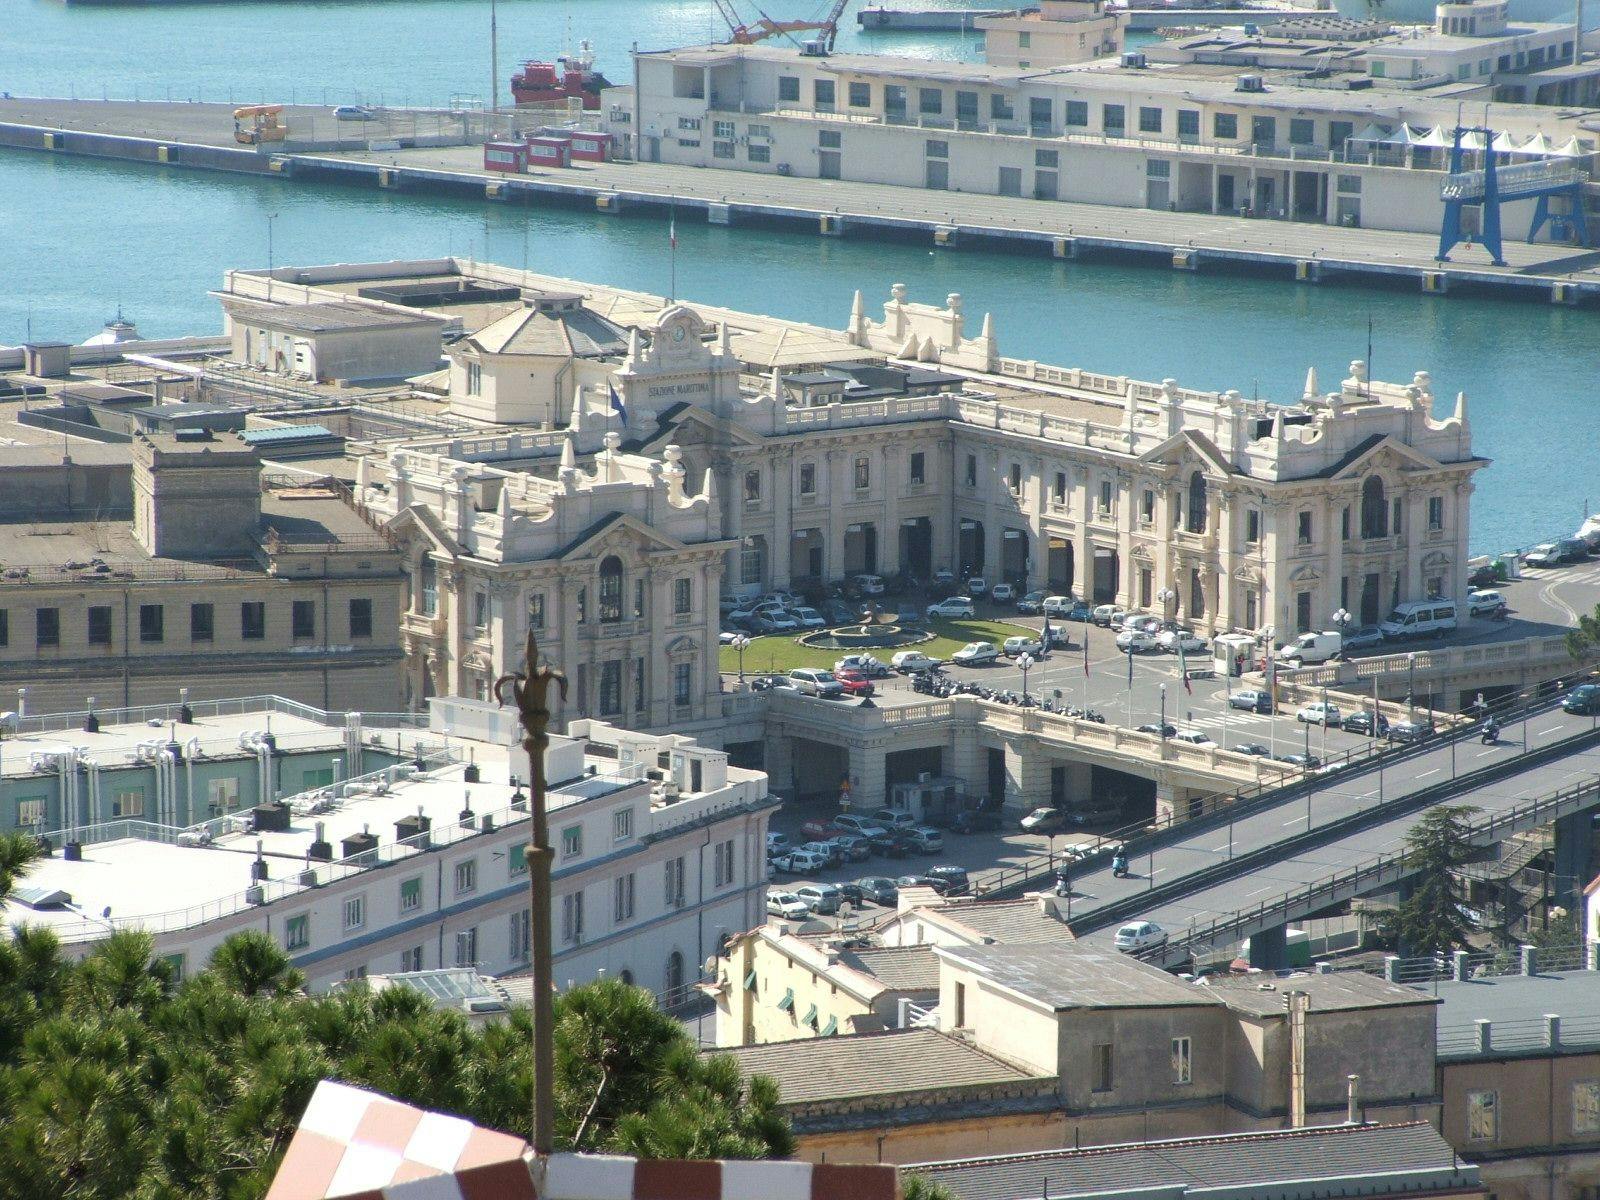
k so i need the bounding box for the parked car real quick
[771,849,827,874]
[1072,802,1123,827]
[1113,921,1168,953]
[791,606,827,629]
[926,865,971,896]
[1380,600,1459,640]
[927,597,976,619]
[795,884,842,915]
[767,890,811,920]
[789,668,845,698]
[854,574,887,596]
[1171,728,1215,747]
[764,591,805,608]
[1108,609,1130,630]
[1115,629,1161,653]
[1091,604,1118,626]
[1017,589,1048,614]
[834,654,891,678]
[1065,600,1094,622]
[766,832,791,856]
[1276,752,1322,770]
[834,881,865,907]
[1525,540,1586,568]
[857,876,900,905]
[892,651,942,673]
[1137,722,1177,738]
[1229,689,1273,714]
[1296,701,1341,725]
[1042,595,1073,617]
[1341,624,1386,653]
[334,104,378,121]
[1341,710,1390,736]
[748,673,796,692]
[756,612,800,634]
[1128,615,1163,635]
[1467,563,1499,589]
[966,576,989,596]
[833,670,877,697]
[871,808,919,832]
[951,808,1002,833]
[990,582,1016,603]
[801,840,843,867]
[1233,742,1271,757]
[1276,631,1343,665]
[1467,590,1507,618]
[831,834,874,862]
[1002,635,1045,658]
[904,826,944,853]
[825,599,859,625]
[1158,629,1207,654]
[896,874,937,891]
[952,641,1000,666]
[834,814,889,838]
[1020,806,1067,833]
[1387,719,1434,744]
[1562,684,1600,715]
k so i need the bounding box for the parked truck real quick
[1275,630,1343,665]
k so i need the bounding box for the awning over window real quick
[820,1016,839,1036]
[744,969,758,991]
[803,1004,819,1028]
[777,989,795,1012]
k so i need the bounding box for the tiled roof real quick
[909,1121,1476,1200]
[837,945,940,993]
[938,942,1215,1011]
[714,1027,1045,1107]
[918,897,1075,945]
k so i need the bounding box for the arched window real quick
[1186,472,1208,534]
[598,555,624,623]
[1361,476,1388,539]
[664,950,684,1001]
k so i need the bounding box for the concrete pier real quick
[2,98,1597,306]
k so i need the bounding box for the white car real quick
[1002,635,1044,657]
[990,582,1016,603]
[927,597,976,619]
[1115,629,1160,653]
[854,574,886,596]
[1523,543,1563,568]
[767,890,811,920]
[1171,729,1215,747]
[966,576,989,596]
[764,591,805,608]
[1020,806,1066,833]
[771,849,828,874]
[756,612,800,634]
[1467,589,1506,617]
[1113,921,1168,953]
[892,651,941,673]
[951,641,1000,666]
[1158,629,1207,654]
[788,668,845,697]
[834,654,890,678]
[1042,595,1073,616]
[791,606,827,628]
[1296,701,1342,725]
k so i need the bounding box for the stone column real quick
[825,448,846,581]
[771,448,794,588]
[880,444,901,576]
[1115,474,1135,609]
[1216,492,1236,632]
[848,740,886,805]
[1452,479,1474,608]
[1326,493,1345,625]
[1405,489,1426,599]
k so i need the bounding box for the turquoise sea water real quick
[0,0,1596,557]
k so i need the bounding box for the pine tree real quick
[1389,805,1480,955]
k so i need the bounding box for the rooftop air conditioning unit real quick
[1121,51,1147,68]
[1236,73,1266,92]
[800,38,829,56]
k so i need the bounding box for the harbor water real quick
[1,0,1596,558]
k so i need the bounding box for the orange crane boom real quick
[715,0,850,49]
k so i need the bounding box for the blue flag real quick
[608,383,628,424]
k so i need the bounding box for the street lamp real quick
[1018,652,1035,703]
[1407,652,1418,720]
[1159,682,1168,738]
[1156,587,1176,625]
[730,633,751,684]
[1332,607,1351,660]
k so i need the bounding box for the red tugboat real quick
[510,41,611,109]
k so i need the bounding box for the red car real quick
[833,670,876,697]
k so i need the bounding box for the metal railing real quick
[3,693,429,736]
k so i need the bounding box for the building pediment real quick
[636,402,765,451]
[1139,429,1234,478]
[1325,435,1446,480]
[388,504,463,558]
[1289,563,1323,583]
[555,512,734,563]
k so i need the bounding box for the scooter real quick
[1111,853,1130,878]
[1480,721,1501,745]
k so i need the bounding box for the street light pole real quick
[731,633,750,685]
[1159,682,1167,740]
[1019,652,1034,703]
[1156,587,1176,626]
[496,631,567,1155]
[1407,652,1417,721]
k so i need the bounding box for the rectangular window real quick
[1289,118,1315,146]
[1035,148,1059,169]
[1341,507,1351,541]
[854,457,870,489]
[799,463,816,494]
[665,855,687,907]
[849,81,871,108]
[292,600,315,640]
[965,455,977,486]
[614,807,634,843]
[713,119,734,138]
[1009,463,1023,494]
[401,946,424,972]
[1330,120,1353,151]
[1053,472,1066,505]
[925,139,948,158]
[615,872,636,922]
[1392,497,1403,536]
[1297,511,1313,545]
[455,859,477,896]
[919,87,943,115]
[1029,97,1052,129]
[0,610,7,647]
[599,659,622,716]
[1065,100,1088,127]
[189,602,214,642]
[472,591,489,630]
[400,876,422,913]
[509,842,528,877]
[561,825,583,860]
[111,789,145,818]
[673,577,692,615]
[1019,30,1031,47]
[1246,508,1261,543]
[509,910,531,962]
[286,914,310,951]
[348,598,373,639]
[240,602,265,640]
[1103,104,1125,134]
[527,593,545,631]
[1296,590,1313,633]
[814,78,835,108]
[674,662,693,706]
[909,452,925,484]
[1171,1037,1192,1084]
[743,470,761,502]
[420,560,438,616]
[1468,1090,1498,1142]
[747,143,770,163]
[206,776,241,815]
[1428,496,1444,531]
[466,362,482,395]
[15,797,44,829]
[1251,115,1275,146]
[1177,109,1199,139]
[1140,489,1154,522]
[778,76,799,102]
[1138,106,1162,133]
[36,607,59,648]
[137,603,163,643]
[1093,1043,1114,1091]
[1214,112,1238,139]
[714,838,736,887]
[561,890,585,944]
[87,605,113,646]
[454,927,477,968]
[1099,481,1113,514]
[990,93,1014,121]
[1139,568,1152,609]
[343,895,365,931]
[1574,1082,1600,1134]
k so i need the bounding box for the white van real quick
[1275,631,1342,665]
[1380,600,1459,640]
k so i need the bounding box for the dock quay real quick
[2,98,1598,306]
[857,7,1014,30]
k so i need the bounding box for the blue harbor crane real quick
[1437,125,1590,265]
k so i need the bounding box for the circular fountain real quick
[797,601,934,651]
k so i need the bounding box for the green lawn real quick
[718,617,1039,675]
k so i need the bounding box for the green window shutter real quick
[821,1016,838,1036]
[777,988,795,1012]
[744,969,758,991]
[510,843,528,875]
[803,1004,819,1028]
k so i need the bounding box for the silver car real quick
[788,668,844,697]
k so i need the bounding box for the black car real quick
[1341,711,1390,737]
[834,882,865,907]
[1467,563,1499,589]
[897,874,937,890]
[1563,684,1600,716]
[1387,719,1434,744]
[1233,742,1270,757]
[878,832,916,859]
[1276,752,1322,769]
[1137,722,1176,738]
[951,808,1002,833]
[857,876,900,905]
[926,865,971,897]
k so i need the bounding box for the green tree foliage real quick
[902,1175,960,1200]
[0,931,791,1199]
[1389,805,1481,955]
[1566,601,1600,661]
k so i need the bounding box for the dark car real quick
[1137,722,1176,738]
[1233,742,1271,757]
[857,876,900,905]
[1467,563,1499,589]
[951,808,1002,833]
[1563,684,1600,715]
[1387,719,1434,744]
[834,881,865,907]
[1341,711,1391,737]
[824,599,858,625]
[896,874,937,891]
[1276,752,1322,770]
[879,832,916,859]
[926,865,971,897]
[1017,589,1048,615]
[1065,601,1094,622]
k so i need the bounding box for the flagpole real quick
[668,196,678,303]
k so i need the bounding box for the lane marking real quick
[1417,768,1441,778]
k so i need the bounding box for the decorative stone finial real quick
[890,282,907,303]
